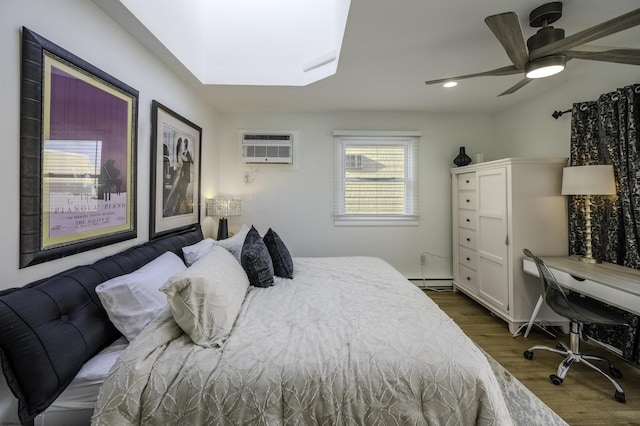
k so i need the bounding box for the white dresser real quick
[451,158,569,333]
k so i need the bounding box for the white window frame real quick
[334,130,420,227]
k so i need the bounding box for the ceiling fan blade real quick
[530,8,640,60]
[498,78,532,96]
[425,65,520,85]
[484,12,529,69]
[565,46,640,65]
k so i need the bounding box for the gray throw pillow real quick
[263,228,294,279]
[241,226,275,287]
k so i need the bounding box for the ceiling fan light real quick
[443,81,458,88]
[525,55,566,79]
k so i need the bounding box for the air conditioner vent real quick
[242,133,293,164]
[243,134,291,142]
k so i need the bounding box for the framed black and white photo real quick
[19,27,138,268]
[150,101,202,239]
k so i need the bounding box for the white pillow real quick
[160,245,250,347]
[95,251,186,341]
[75,337,128,381]
[182,238,215,266]
[214,224,250,262]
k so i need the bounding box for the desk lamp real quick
[206,198,242,240]
[561,165,616,263]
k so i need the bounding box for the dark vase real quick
[453,146,472,167]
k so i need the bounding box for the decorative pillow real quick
[263,228,294,278]
[182,238,215,266]
[95,251,186,341]
[160,245,250,347]
[214,224,250,262]
[241,226,275,287]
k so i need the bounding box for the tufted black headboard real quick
[0,225,203,425]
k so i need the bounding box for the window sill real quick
[334,216,419,227]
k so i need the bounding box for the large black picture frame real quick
[149,101,202,240]
[19,27,138,268]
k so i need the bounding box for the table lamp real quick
[561,165,616,263]
[206,198,242,240]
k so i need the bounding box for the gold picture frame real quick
[19,27,138,268]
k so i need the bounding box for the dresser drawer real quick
[458,228,476,249]
[457,265,477,287]
[459,246,477,270]
[458,210,476,229]
[457,173,476,191]
[458,191,477,210]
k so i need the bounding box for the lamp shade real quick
[206,198,242,217]
[561,165,616,195]
[226,199,242,216]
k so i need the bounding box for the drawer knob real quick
[466,199,470,203]
[466,218,470,222]
[465,180,470,183]
[466,276,471,281]
[466,257,470,261]
[466,238,471,242]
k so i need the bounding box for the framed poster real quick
[19,27,138,268]
[150,101,201,239]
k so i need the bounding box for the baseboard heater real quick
[409,279,453,289]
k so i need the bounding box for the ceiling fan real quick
[425,2,640,96]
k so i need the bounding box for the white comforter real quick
[92,257,512,425]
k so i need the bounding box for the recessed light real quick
[443,81,458,88]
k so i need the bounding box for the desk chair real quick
[512,294,556,338]
[522,249,628,403]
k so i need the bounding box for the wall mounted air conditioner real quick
[242,133,293,164]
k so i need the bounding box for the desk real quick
[522,256,640,316]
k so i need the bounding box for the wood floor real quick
[426,289,640,426]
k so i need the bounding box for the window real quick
[334,131,420,226]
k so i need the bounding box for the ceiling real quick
[99,0,640,114]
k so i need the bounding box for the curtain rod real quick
[552,109,571,119]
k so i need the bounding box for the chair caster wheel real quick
[523,350,533,360]
[550,374,563,385]
[615,390,626,403]
[610,366,623,379]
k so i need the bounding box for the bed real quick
[0,225,204,425]
[0,225,512,425]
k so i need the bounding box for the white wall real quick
[493,65,640,158]
[217,111,494,279]
[0,0,220,290]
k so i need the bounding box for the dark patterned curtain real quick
[568,83,640,364]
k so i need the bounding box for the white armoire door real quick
[477,167,509,314]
